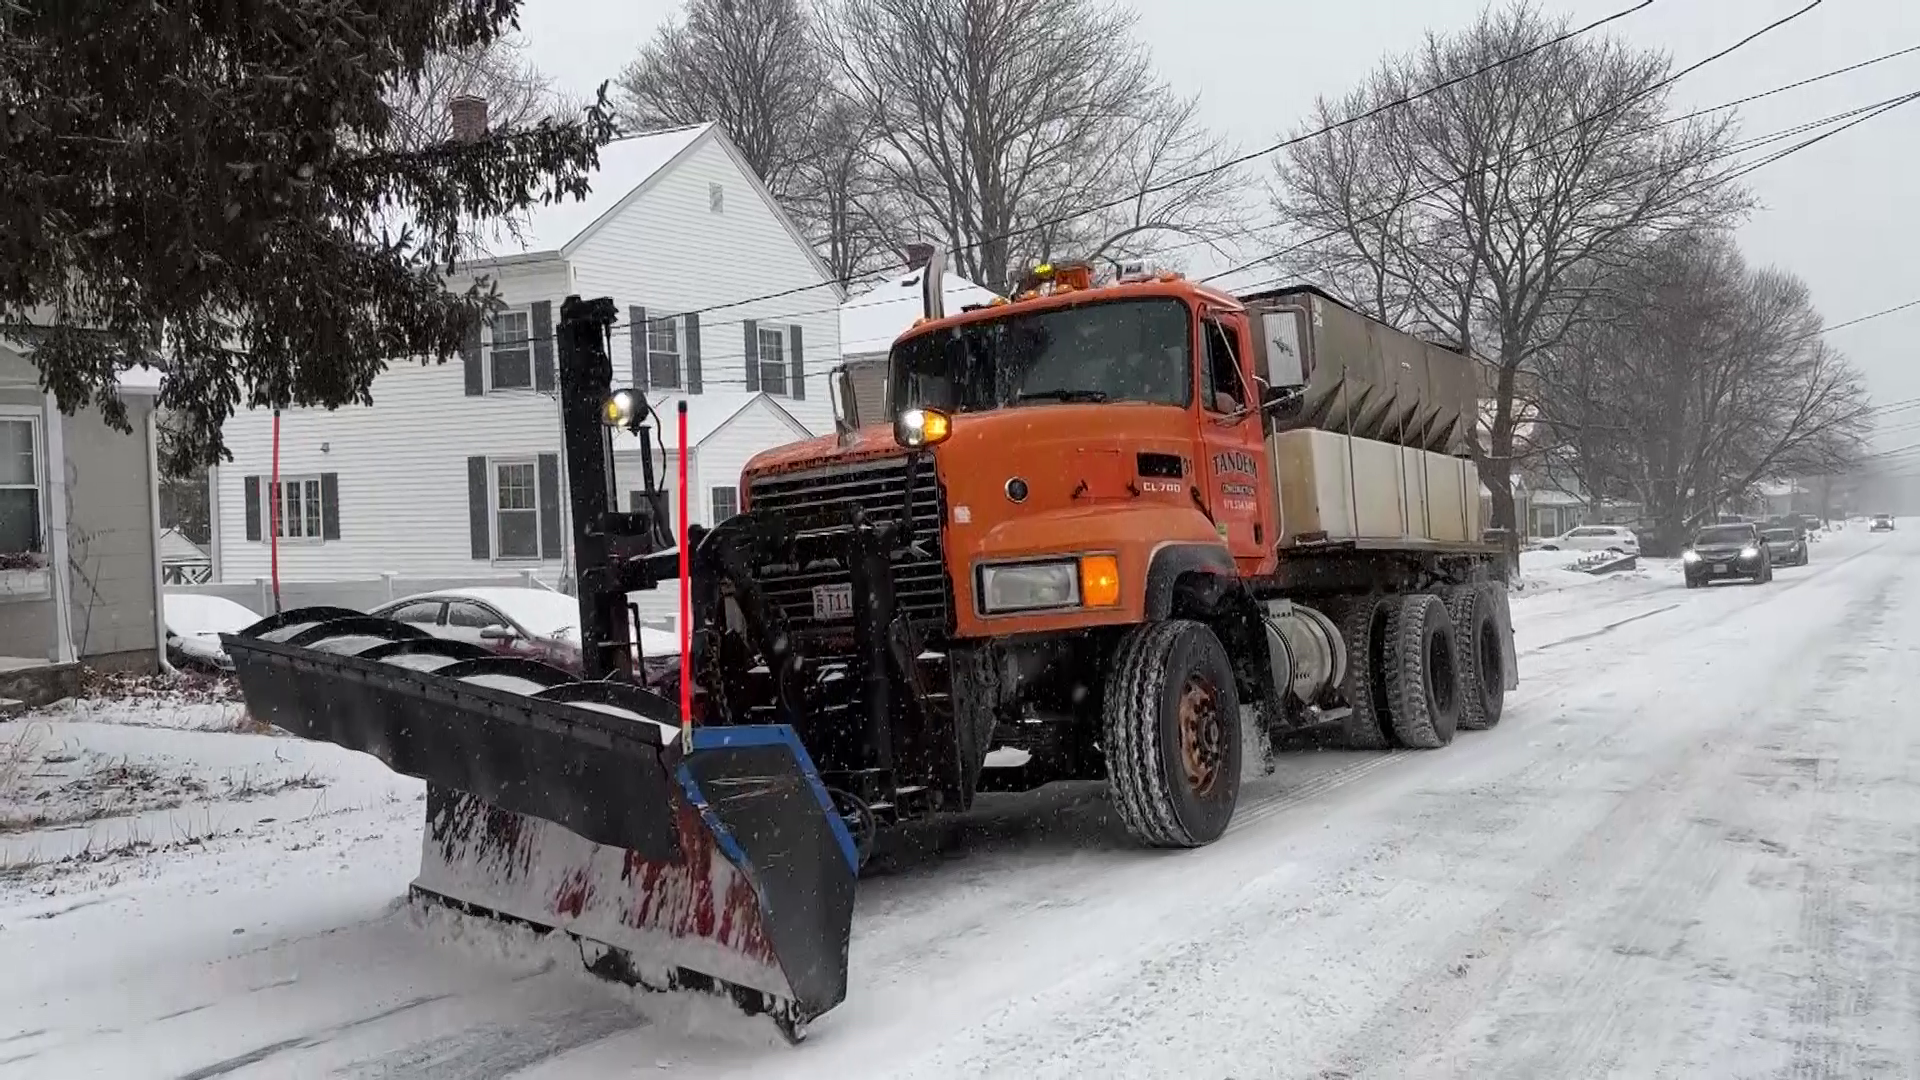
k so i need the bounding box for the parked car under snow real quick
[163,593,263,672]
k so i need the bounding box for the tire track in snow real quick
[1301,547,1904,1080]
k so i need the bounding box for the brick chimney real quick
[903,243,935,271]
[449,94,489,143]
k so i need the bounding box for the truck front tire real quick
[1382,594,1461,749]
[1102,620,1243,848]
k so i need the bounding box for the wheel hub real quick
[1177,675,1225,797]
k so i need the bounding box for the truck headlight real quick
[979,555,1121,614]
[980,561,1079,613]
[895,407,952,449]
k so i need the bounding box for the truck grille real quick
[745,455,950,632]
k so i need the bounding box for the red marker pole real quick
[677,400,691,748]
[269,408,282,613]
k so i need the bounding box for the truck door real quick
[1197,313,1270,569]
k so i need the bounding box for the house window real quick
[710,485,739,524]
[709,183,724,214]
[270,476,325,542]
[648,316,682,389]
[487,309,533,391]
[756,326,788,395]
[0,415,42,556]
[493,460,542,560]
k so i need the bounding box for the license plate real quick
[1713,562,1728,572]
[812,583,853,621]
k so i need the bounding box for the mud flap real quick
[223,626,859,1036]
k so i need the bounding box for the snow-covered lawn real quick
[1,524,1910,1078]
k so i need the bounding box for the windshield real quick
[1692,525,1753,546]
[889,298,1192,414]
[1762,529,1797,541]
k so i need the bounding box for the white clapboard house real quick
[209,119,840,627]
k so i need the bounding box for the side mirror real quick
[1261,383,1306,422]
[830,364,859,440]
[480,626,518,641]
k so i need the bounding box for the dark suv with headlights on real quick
[1761,526,1809,567]
[1683,522,1773,587]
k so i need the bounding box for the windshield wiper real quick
[1015,388,1109,403]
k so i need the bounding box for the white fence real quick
[168,571,552,617]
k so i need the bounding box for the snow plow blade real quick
[222,610,858,1039]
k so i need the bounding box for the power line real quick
[1717,91,1920,184]
[1225,85,1912,297]
[558,0,1665,324]
[478,80,1920,379]
[1211,0,1832,288]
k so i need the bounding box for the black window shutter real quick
[467,456,490,560]
[537,453,563,560]
[788,323,806,400]
[320,473,341,540]
[742,319,760,392]
[531,301,555,393]
[243,475,261,541]
[685,312,703,393]
[629,305,649,392]
[461,316,484,396]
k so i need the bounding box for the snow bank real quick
[1513,549,1680,597]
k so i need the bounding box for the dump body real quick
[1241,285,1478,455]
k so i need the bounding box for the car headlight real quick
[978,555,1121,614]
[1740,546,1759,559]
[1682,550,1701,563]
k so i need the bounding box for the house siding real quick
[0,348,157,667]
[608,397,808,631]
[216,261,577,583]
[569,135,840,438]
[213,133,836,590]
[64,400,159,666]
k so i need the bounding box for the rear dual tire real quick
[1444,584,1507,731]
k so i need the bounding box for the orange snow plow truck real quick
[216,264,1516,1041]
[746,262,1517,850]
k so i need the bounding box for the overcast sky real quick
[514,0,1919,436]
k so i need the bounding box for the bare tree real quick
[785,95,901,283]
[385,36,579,152]
[615,0,830,201]
[1533,231,1869,551]
[1269,3,1747,552]
[825,0,1247,293]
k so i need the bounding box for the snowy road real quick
[4,526,1918,1078]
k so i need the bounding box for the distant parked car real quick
[1871,514,1896,532]
[1683,522,1773,587]
[368,587,681,687]
[1535,525,1640,554]
[163,593,263,672]
[1760,527,1809,567]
